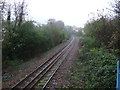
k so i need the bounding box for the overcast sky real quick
[9,0,114,27]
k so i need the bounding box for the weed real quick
[3,59,23,68]
[69,36,118,88]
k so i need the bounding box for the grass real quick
[69,61,85,88]
[3,59,23,68]
[35,80,45,88]
[3,56,41,69]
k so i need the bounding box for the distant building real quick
[48,19,55,24]
[73,26,83,32]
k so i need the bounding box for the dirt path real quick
[2,39,70,88]
[47,37,79,88]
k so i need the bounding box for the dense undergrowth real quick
[69,0,120,88]
[70,36,118,88]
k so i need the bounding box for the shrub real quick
[70,36,118,88]
[80,36,100,49]
[3,20,68,65]
[79,47,118,88]
[3,59,23,68]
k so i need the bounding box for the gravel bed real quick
[47,37,79,88]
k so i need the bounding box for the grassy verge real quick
[3,60,23,68]
[69,36,118,88]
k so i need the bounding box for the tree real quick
[108,0,120,49]
[6,4,11,35]
[114,0,120,18]
[18,1,26,26]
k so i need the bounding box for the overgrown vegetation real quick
[69,0,120,88]
[70,37,118,88]
[2,1,74,68]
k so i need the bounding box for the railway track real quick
[10,37,74,90]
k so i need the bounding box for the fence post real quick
[116,61,120,89]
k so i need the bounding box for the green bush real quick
[3,20,68,65]
[80,48,118,88]
[70,36,118,88]
[80,36,100,49]
[70,47,118,88]
[83,15,120,50]
[3,59,23,68]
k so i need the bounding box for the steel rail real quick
[42,38,74,90]
[30,38,74,89]
[10,37,74,90]
[23,42,72,89]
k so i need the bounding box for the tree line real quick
[83,0,120,51]
[2,0,74,65]
[73,0,120,88]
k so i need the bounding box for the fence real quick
[116,61,120,89]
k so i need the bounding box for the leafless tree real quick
[13,0,27,27]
